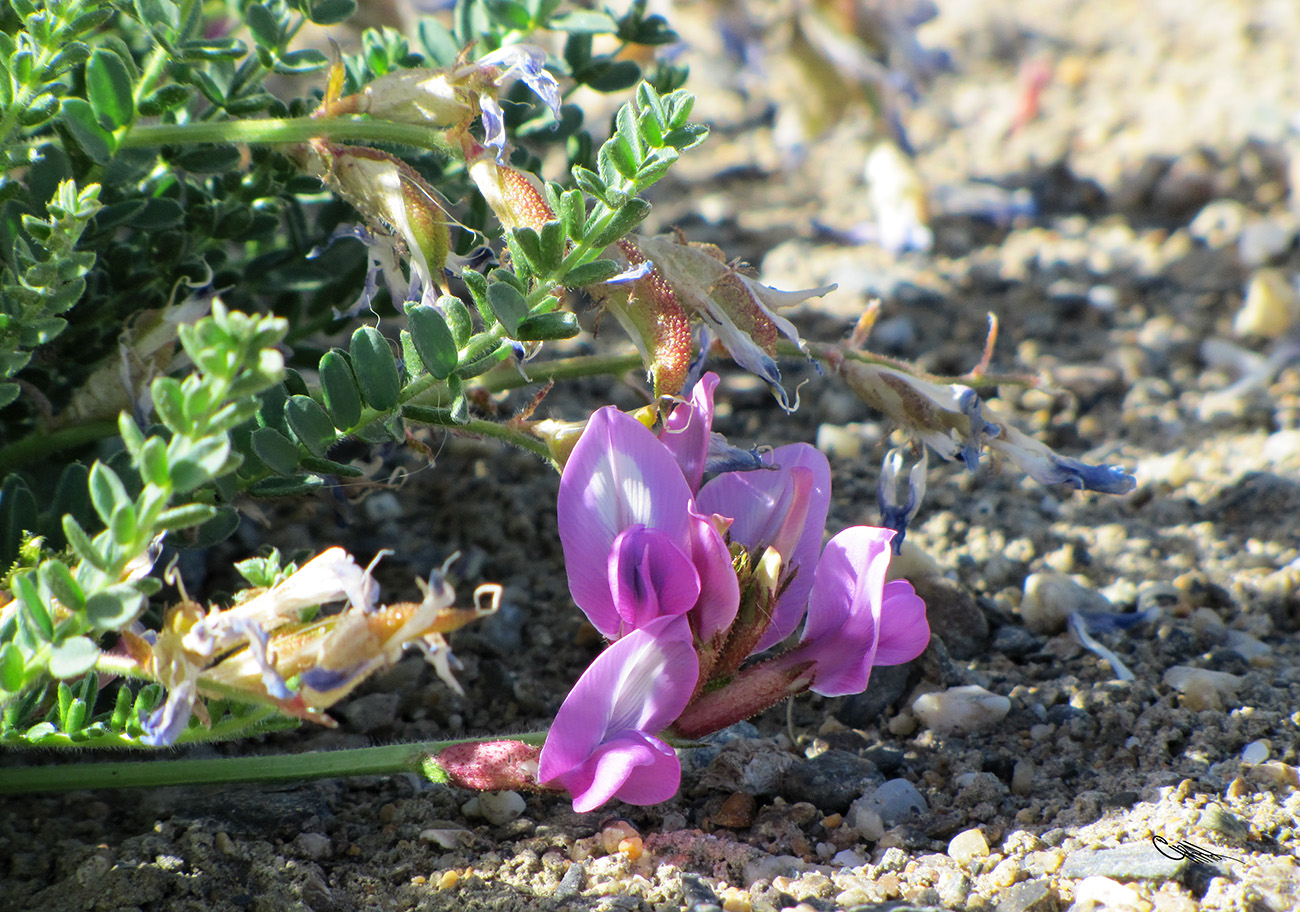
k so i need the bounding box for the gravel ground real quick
[3,1,1300,911]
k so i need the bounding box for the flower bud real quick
[466,149,556,232]
[428,739,545,792]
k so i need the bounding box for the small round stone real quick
[948,827,990,865]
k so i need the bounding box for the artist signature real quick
[1151,835,1245,865]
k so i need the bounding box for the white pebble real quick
[851,806,885,841]
[1162,665,1244,710]
[815,423,864,459]
[1020,573,1113,634]
[1224,629,1271,661]
[1235,268,1298,338]
[1242,739,1271,765]
[1074,875,1146,911]
[947,828,990,864]
[911,685,1011,735]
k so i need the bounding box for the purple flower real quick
[475,45,562,162]
[788,527,930,696]
[539,616,699,812]
[558,406,738,641]
[696,443,832,652]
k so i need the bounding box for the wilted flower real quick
[830,350,1136,494]
[139,550,499,745]
[626,234,835,409]
[538,616,699,812]
[877,446,927,552]
[341,45,562,162]
[296,142,452,308]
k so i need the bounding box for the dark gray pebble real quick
[782,749,884,813]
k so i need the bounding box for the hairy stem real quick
[121,117,454,154]
[0,731,548,793]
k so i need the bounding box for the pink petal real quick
[658,372,720,493]
[558,407,697,634]
[697,443,831,650]
[686,512,740,642]
[609,525,701,633]
[800,526,896,696]
[538,617,697,787]
[872,580,930,665]
[562,732,682,812]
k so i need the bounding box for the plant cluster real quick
[1,1,1133,808]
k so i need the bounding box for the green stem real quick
[460,418,552,461]
[120,117,454,154]
[0,419,117,476]
[0,732,547,793]
[477,351,645,393]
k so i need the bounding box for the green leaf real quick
[308,0,357,25]
[109,684,133,728]
[274,49,329,74]
[62,516,110,573]
[592,198,652,246]
[405,304,459,380]
[167,435,232,493]
[251,426,300,475]
[416,18,458,65]
[85,49,135,130]
[138,83,192,116]
[550,9,618,32]
[662,123,708,152]
[0,475,36,567]
[134,0,180,32]
[110,503,138,547]
[485,0,531,29]
[439,295,473,348]
[583,60,642,93]
[319,350,362,430]
[484,283,528,336]
[0,384,19,409]
[139,437,171,488]
[349,327,401,411]
[59,98,114,165]
[246,4,282,47]
[152,376,186,431]
[561,258,623,286]
[299,456,364,477]
[84,584,146,630]
[187,506,239,548]
[39,560,85,614]
[177,38,248,62]
[285,395,337,457]
[14,573,54,641]
[540,221,566,273]
[155,503,219,532]
[249,475,326,497]
[515,312,580,341]
[0,643,25,693]
[20,93,60,128]
[88,463,129,527]
[49,637,100,679]
[510,226,544,274]
[572,166,609,205]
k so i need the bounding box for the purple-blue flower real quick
[538,616,698,812]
